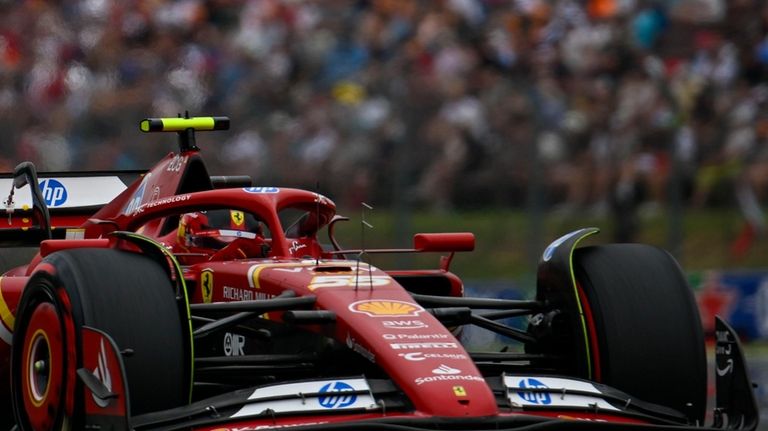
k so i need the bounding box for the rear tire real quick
[573,244,706,423]
[11,248,188,430]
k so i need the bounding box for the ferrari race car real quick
[0,116,758,431]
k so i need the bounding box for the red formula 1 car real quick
[0,117,758,431]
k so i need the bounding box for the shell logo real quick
[349,300,424,317]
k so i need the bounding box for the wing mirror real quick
[414,233,475,252]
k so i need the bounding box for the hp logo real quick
[318,381,356,409]
[517,378,551,405]
[39,179,68,207]
[243,187,279,194]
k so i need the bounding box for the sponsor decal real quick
[716,330,732,350]
[288,241,307,255]
[219,229,257,239]
[124,173,151,215]
[166,154,186,172]
[390,342,458,350]
[503,375,619,411]
[517,378,552,405]
[248,263,308,289]
[65,229,85,240]
[542,230,586,262]
[398,352,468,362]
[432,364,461,375]
[243,187,279,193]
[383,333,448,340]
[346,333,375,363]
[231,210,245,227]
[309,275,390,290]
[39,179,68,207]
[314,193,330,205]
[349,300,424,317]
[715,328,734,376]
[232,379,374,418]
[150,186,160,202]
[223,286,272,301]
[92,339,113,408]
[717,358,734,376]
[0,278,14,345]
[318,381,357,409]
[274,267,304,273]
[453,386,467,397]
[2,176,126,209]
[201,269,214,303]
[415,374,485,386]
[224,332,245,357]
[557,416,608,422]
[135,194,190,213]
[382,320,428,330]
[209,422,331,431]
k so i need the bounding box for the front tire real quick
[573,244,707,423]
[11,248,188,430]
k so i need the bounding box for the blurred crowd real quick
[1,0,767,225]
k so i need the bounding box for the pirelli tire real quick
[572,244,707,424]
[11,248,188,430]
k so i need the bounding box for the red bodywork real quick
[0,144,729,430]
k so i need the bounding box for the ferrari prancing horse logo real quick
[230,210,245,227]
[201,269,214,303]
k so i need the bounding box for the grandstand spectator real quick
[0,0,764,239]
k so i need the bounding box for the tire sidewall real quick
[12,270,79,431]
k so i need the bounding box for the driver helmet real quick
[177,210,259,251]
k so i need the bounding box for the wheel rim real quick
[27,329,51,405]
[20,301,65,430]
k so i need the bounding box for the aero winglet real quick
[79,326,131,430]
[713,316,759,430]
[530,227,599,379]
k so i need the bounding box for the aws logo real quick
[349,300,424,317]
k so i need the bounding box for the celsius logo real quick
[517,378,551,405]
[39,179,67,207]
[399,352,468,362]
[318,381,356,409]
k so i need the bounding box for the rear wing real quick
[0,167,144,245]
[0,169,143,212]
[0,116,240,246]
[0,165,251,246]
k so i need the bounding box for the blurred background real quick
[1,0,768,424]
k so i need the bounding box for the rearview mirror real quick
[413,233,475,252]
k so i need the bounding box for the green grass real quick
[329,207,768,282]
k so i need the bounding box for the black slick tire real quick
[11,248,187,430]
[573,244,707,423]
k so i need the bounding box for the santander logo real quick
[432,364,461,375]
